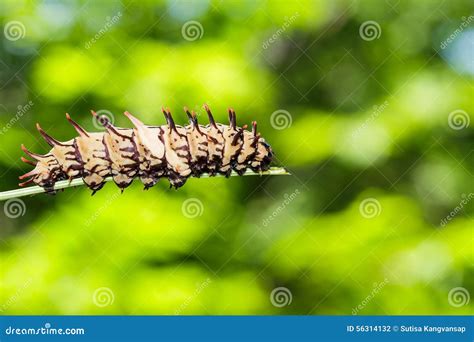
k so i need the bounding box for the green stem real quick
[0,167,290,201]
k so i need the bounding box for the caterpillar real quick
[19,106,274,194]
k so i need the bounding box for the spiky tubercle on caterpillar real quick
[19,105,274,195]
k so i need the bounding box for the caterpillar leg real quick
[167,171,188,189]
[141,166,163,190]
[142,178,158,190]
[88,181,106,196]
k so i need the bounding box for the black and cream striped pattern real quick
[19,106,273,194]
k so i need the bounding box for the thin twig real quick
[0,167,290,201]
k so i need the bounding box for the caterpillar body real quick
[19,106,274,194]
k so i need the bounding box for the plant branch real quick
[0,167,290,201]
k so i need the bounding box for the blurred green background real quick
[0,0,473,315]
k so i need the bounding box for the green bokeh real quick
[0,0,472,315]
